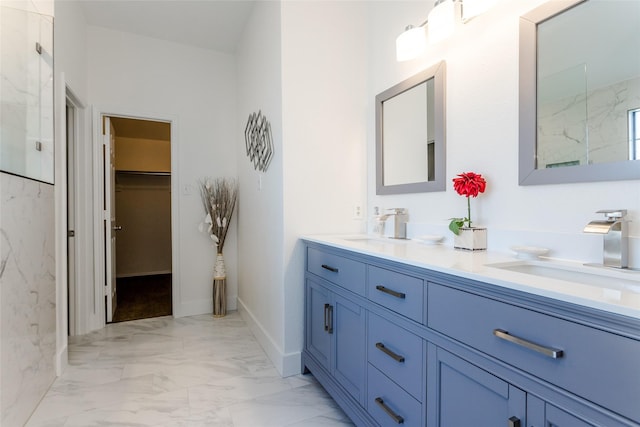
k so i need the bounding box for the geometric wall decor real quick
[244,110,273,172]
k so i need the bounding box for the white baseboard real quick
[237,297,301,378]
[55,344,68,377]
[174,296,237,318]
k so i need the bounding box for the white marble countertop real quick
[302,234,640,320]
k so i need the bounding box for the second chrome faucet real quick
[583,209,628,269]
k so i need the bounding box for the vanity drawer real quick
[367,265,424,323]
[368,313,424,401]
[428,283,640,422]
[307,247,365,295]
[367,364,422,427]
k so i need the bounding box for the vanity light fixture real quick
[396,24,427,61]
[428,0,456,44]
[461,0,498,21]
[395,0,498,61]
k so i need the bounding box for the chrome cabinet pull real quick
[375,342,405,363]
[508,416,521,427]
[375,285,406,299]
[493,329,564,359]
[321,264,339,273]
[375,397,404,424]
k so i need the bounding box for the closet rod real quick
[116,170,171,176]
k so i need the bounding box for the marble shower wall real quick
[537,76,640,168]
[0,172,56,426]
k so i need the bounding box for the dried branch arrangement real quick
[199,177,238,254]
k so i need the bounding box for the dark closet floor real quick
[112,274,172,323]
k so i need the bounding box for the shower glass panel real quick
[0,6,54,184]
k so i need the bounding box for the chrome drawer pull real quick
[375,397,404,424]
[375,342,405,363]
[375,285,406,299]
[321,264,339,273]
[493,329,564,359]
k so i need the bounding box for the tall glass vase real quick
[213,252,226,317]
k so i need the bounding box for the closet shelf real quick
[116,170,171,176]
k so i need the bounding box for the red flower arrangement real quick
[449,172,487,235]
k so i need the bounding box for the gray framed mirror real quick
[519,0,640,185]
[376,61,446,194]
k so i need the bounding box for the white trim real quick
[65,88,97,336]
[237,297,301,378]
[65,85,86,337]
[54,72,68,376]
[91,106,180,327]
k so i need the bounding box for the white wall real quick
[280,0,368,373]
[367,0,640,265]
[53,0,97,338]
[87,26,239,317]
[236,1,368,376]
[236,0,286,373]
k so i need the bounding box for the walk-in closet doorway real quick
[106,116,173,323]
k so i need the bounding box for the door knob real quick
[113,226,122,231]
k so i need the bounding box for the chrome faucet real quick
[378,208,408,239]
[583,209,628,269]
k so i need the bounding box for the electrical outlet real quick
[353,205,363,220]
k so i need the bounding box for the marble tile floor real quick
[26,312,354,427]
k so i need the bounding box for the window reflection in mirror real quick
[376,61,446,195]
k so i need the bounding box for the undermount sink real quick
[486,260,640,294]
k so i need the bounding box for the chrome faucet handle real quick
[596,209,627,221]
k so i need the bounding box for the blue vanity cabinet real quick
[527,395,595,427]
[305,278,332,371]
[302,240,640,427]
[427,282,640,423]
[304,276,366,404]
[427,344,526,426]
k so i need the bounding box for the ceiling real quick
[80,0,256,53]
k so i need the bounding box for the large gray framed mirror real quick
[376,61,446,194]
[519,0,640,185]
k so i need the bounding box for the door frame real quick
[91,106,180,326]
[65,89,83,337]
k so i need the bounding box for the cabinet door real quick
[527,396,595,427]
[428,345,526,427]
[333,293,366,404]
[305,278,331,370]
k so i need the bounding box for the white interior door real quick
[103,117,117,322]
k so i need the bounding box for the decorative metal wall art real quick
[244,110,273,172]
